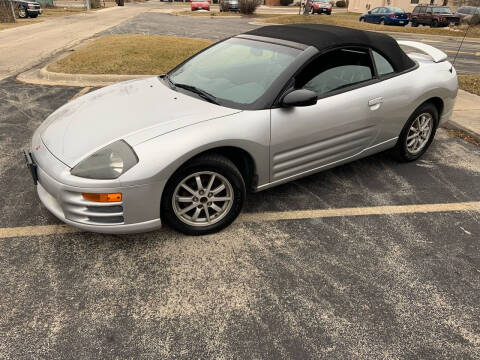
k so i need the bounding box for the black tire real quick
[326,11,331,15]
[359,17,365,22]
[391,103,438,162]
[161,153,246,235]
[379,18,385,25]
[29,13,38,18]
[411,19,418,27]
[431,19,438,28]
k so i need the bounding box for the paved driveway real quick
[0,77,479,358]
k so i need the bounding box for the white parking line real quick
[1,201,479,239]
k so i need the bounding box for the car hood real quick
[40,77,240,167]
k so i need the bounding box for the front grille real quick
[86,205,123,213]
[88,215,124,224]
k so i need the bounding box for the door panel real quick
[270,83,387,182]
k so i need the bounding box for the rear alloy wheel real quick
[392,103,438,162]
[379,18,385,25]
[162,154,245,235]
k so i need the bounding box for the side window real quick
[297,48,374,96]
[378,7,386,13]
[371,7,379,13]
[426,6,432,13]
[412,5,419,13]
[372,50,394,76]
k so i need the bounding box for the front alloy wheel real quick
[18,6,27,18]
[172,171,234,227]
[162,154,245,235]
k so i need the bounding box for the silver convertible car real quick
[25,24,458,235]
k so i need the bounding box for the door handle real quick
[368,97,384,106]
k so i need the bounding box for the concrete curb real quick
[442,120,480,143]
[17,53,151,87]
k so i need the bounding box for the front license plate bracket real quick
[23,150,38,185]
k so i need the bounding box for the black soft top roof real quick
[245,24,415,72]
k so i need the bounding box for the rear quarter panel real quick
[374,57,457,142]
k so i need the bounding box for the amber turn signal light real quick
[82,193,122,202]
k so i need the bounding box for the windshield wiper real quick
[172,83,219,105]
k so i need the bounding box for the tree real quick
[0,0,16,23]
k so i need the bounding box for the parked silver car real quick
[25,25,458,235]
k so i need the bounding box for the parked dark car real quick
[359,6,409,26]
[456,6,480,18]
[308,0,332,15]
[410,5,460,27]
[219,0,238,12]
[12,0,42,18]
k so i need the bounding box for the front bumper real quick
[36,164,162,234]
[28,138,164,234]
[27,8,42,14]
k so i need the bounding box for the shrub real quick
[335,0,346,7]
[238,0,261,14]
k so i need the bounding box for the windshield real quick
[433,7,452,14]
[388,7,404,12]
[169,38,300,105]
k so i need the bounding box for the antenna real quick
[452,7,479,66]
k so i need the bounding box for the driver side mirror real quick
[281,89,318,107]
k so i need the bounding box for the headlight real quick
[28,3,34,8]
[71,140,138,179]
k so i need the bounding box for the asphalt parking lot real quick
[1,73,480,358]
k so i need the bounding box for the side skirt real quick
[254,137,398,192]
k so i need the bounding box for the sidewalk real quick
[447,90,480,141]
[0,5,147,81]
